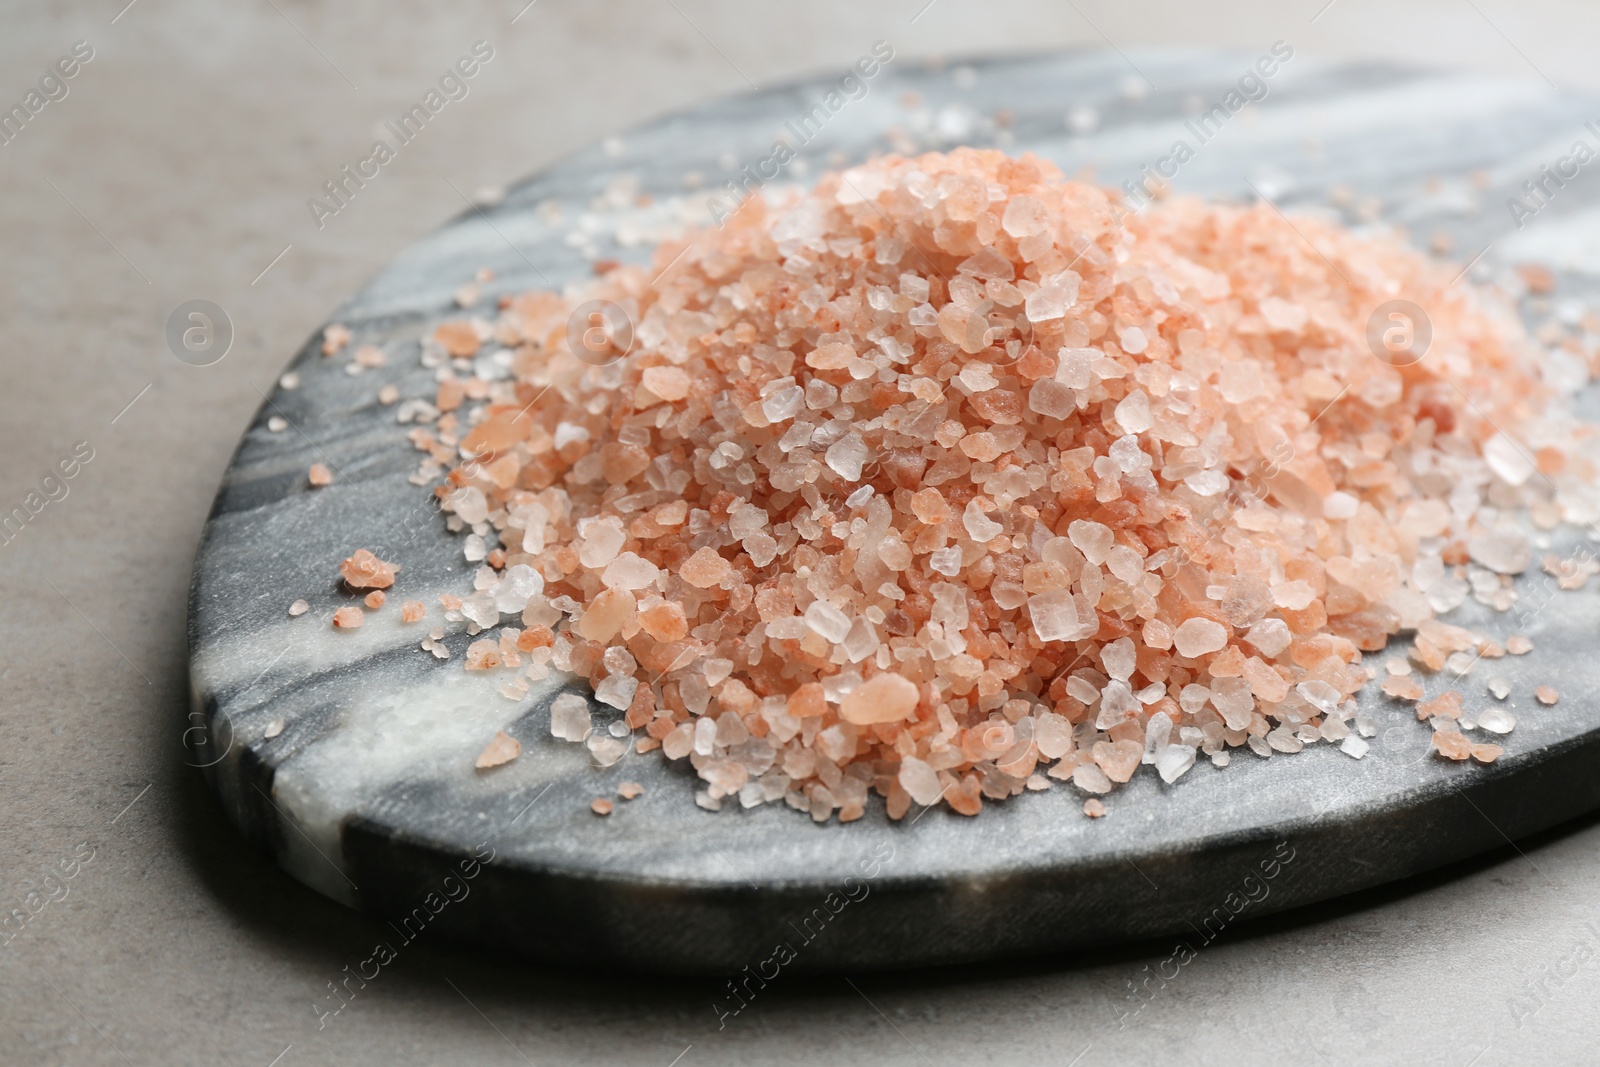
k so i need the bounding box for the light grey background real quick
[3,1,1599,1064]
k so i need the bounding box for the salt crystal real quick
[962,499,1003,542]
[1483,432,1536,486]
[825,432,868,480]
[1117,326,1148,354]
[550,693,592,742]
[1113,389,1152,434]
[1029,589,1090,642]
[1173,617,1228,658]
[839,672,919,724]
[1340,736,1369,759]
[1067,520,1113,565]
[1468,530,1531,575]
[594,673,639,710]
[1101,637,1136,681]
[288,599,309,617]
[1478,705,1516,733]
[929,546,963,576]
[1155,744,1197,783]
[804,600,852,643]
[898,756,943,806]
[1243,618,1291,657]
[1143,710,1173,765]
[602,552,661,591]
[578,521,626,568]
[1488,677,1511,699]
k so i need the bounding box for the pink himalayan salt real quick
[331,606,364,630]
[839,673,920,725]
[339,548,400,590]
[1536,686,1560,705]
[413,147,1578,821]
[475,730,520,768]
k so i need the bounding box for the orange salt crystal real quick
[1471,743,1504,764]
[637,599,688,642]
[1535,686,1560,705]
[339,548,400,590]
[434,320,479,357]
[787,682,828,719]
[591,798,614,816]
[1432,732,1472,761]
[474,730,520,769]
[1083,799,1106,818]
[1381,676,1423,701]
[400,600,426,623]
[308,463,333,487]
[331,606,364,630]
[679,547,732,589]
[839,673,920,725]
[516,625,554,650]
[364,590,386,610]
[321,323,350,355]
[618,782,644,800]
[1417,690,1463,721]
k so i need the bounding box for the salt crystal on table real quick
[1507,635,1533,655]
[898,756,943,806]
[1468,530,1531,575]
[1340,736,1369,759]
[1155,744,1197,783]
[288,599,309,617]
[550,693,592,742]
[1143,710,1173,765]
[1488,677,1511,700]
[475,731,521,769]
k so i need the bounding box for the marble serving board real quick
[189,49,1600,973]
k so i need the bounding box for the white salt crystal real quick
[958,363,998,393]
[587,734,628,766]
[1296,680,1341,714]
[1185,469,1229,497]
[1209,677,1255,730]
[463,534,487,562]
[1244,617,1292,657]
[1478,705,1516,734]
[929,546,963,576]
[693,716,717,756]
[1107,546,1144,585]
[1468,530,1531,575]
[578,520,625,568]
[1340,736,1370,759]
[1117,326,1148,355]
[1067,520,1114,565]
[1072,763,1113,794]
[842,618,879,663]
[1055,348,1095,389]
[1101,637,1136,680]
[1143,710,1173,765]
[1355,711,1378,737]
[1028,378,1075,418]
[1444,651,1477,676]
[1179,684,1211,714]
[844,485,875,508]
[1484,432,1536,486]
[1173,617,1228,658]
[1095,680,1139,729]
[550,693,592,742]
[461,593,499,629]
[492,564,544,613]
[595,673,639,710]
[1029,589,1090,642]
[1323,491,1359,520]
[1488,677,1511,700]
[762,384,805,422]
[803,600,852,643]
[1034,712,1073,759]
[963,499,1003,542]
[1066,675,1101,705]
[288,599,309,617]
[1024,271,1078,322]
[602,552,661,591]
[1136,683,1165,705]
[1114,389,1152,434]
[825,432,868,480]
[1271,580,1316,610]
[729,503,768,539]
[1156,744,1197,783]
[898,756,943,806]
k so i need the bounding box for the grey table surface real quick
[9,2,1600,1064]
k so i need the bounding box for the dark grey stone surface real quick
[189,49,1600,972]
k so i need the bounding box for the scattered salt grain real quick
[475,731,521,769]
[288,599,309,617]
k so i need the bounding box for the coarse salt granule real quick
[402,147,1595,819]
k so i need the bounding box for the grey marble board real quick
[189,49,1600,973]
